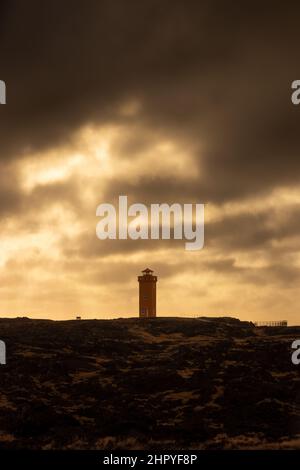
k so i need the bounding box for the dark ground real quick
[0,317,299,449]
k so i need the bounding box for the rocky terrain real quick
[0,316,299,449]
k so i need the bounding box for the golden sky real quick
[0,123,299,324]
[0,2,300,324]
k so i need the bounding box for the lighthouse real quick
[138,268,157,318]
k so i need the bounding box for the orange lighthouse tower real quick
[138,268,157,318]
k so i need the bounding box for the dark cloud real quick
[0,161,24,216]
[0,1,300,203]
[207,204,300,252]
[0,171,83,223]
[62,231,184,260]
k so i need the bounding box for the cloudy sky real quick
[0,1,300,323]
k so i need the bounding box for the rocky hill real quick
[0,317,299,449]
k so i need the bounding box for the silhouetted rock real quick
[0,317,299,449]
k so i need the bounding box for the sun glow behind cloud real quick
[0,121,299,324]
